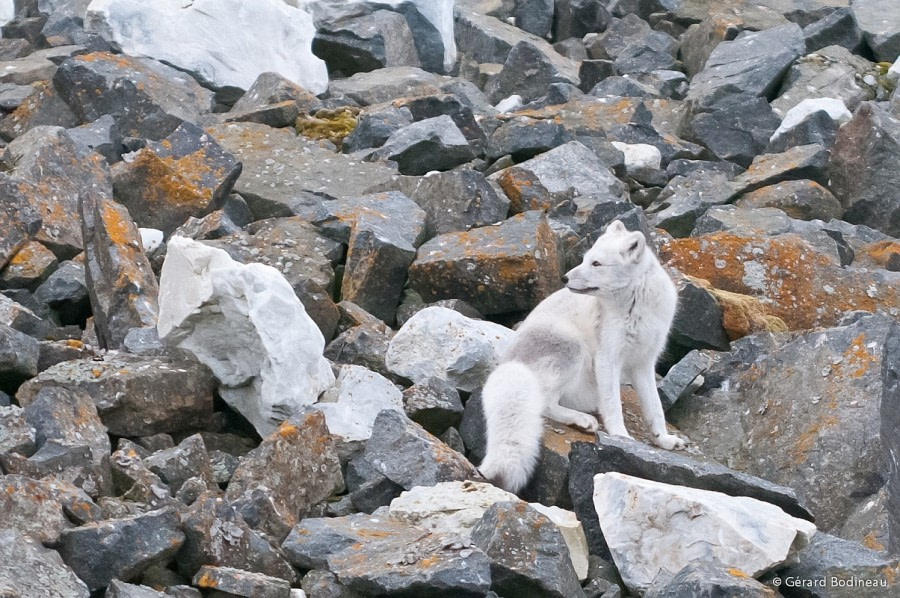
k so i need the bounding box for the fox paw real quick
[572,413,600,433]
[654,432,686,450]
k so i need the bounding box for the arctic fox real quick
[479,220,685,493]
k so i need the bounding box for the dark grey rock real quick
[0,404,34,455]
[613,31,679,75]
[515,0,554,38]
[487,40,580,104]
[177,493,297,583]
[554,38,588,62]
[829,102,900,237]
[0,322,38,391]
[364,409,480,490]
[143,434,215,494]
[0,473,99,543]
[110,121,242,235]
[301,569,360,598]
[16,353,215,437]
[344,453,404,513]
[853,0,900,62]
[53,52,214,140]
[768,109,840,153]
[368,115,475,175]
[459,389,487,463]
[471,501,585,598]
[33,260,89,325]
[666,159,743,180]
[486,117,574,161]
[325,318,395,380]
[645,562,774,597]
[227,72,322,127]
[328,66,443,106]
[731,143,830,195]
[455,4,559,65]
[106,580,168,598]
[0,529,89,598]
[592,14,651,60]
[882,322,900,555]
[403,378,464,435]
[0,293,51,339]
[657,350,712,411]
[650,170,738,237]
[803,7,864,53]
[578,59,616,92]
[342,105,413,153]
[192,566,291,598]
[66,114,120,163]
[777,533,900,596]
[689,96,782,167]
[56,507,184,592]
[669,273,732,350]
[224,410,343,542]
[314,10,420,77]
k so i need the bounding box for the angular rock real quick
[0,180,41,271]
[455,3,559,65]
[594,472,816,594]
[177,493,296,583]
[553,0,610,41]
[80,193,158,349]
[368,115,474,175]
[884,323,900,554]
[829,102,900,237]
[56,507,184,592]
[0,240,56,292]
[0,404,34,455]
[342,104,414,152]
[402,378,464,436]
[669,314,897,532]
[193,566,290,598]
[690,96,781,167]
[314,10,420,76]
[0,322,38,390]
[315,364,404,442]
[329,66,442,106]
[852,0,900,62]
[53,52,214,139]
[105,580,168,598]
[487,40,580,104]
[364,409,480,490]
[731,144,830,194]
[644,562,775,598]
[768,101,848,153]
[657,350,712,411]
[324,314,395,380]
[650,170,738,237]
[386,306,513,392]
[16,352,215,437]
[409,211,562,315]
[0,293,49,339]
[668,274,731,352]
[110,122,242,234]
[804,7,864,54]
[224,410,343,541]
[734,179,843,221]
[157,236,334,437]
[86,0,327,93]
[471,501,585,598]
[0,529,89,598]
[143,434,214,495]
[228,71,321,126]
[486,116,573,162]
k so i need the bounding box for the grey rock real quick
[613,33,679,75]
[767,108,840,153]
[578,59,616,92]
[329,66,443,106]
[657,350,712,411]
[553,0,611,42]
[301,569,360,598]
[852,0,900,62]
[678,15,743,78]
[455,4,558,65]
[177,493,297,583]
[882,322,900,554]
[689,96,782,167]
[554,38,589,62]
[144,434,215,494]
[402,378,465,435]
[487,40,580,103]
[368,115,475,175]
[16,352,215,437]
[669,276,731,352]
[732,143,830,195]
[224,409,343,542]
[0,473,94,543]
[387,93,487,152]
[324,317,395,380]
[227,72,321,128]
[314,10,420,77]
[66,114,120,164]
[342,105,413,153]
[0,293,51,339]
[486,116,574,161]
[33,260,89,325]
[53,52,214,140]
[644,561,775,597]
[829,102,900,237]
[0,529,89,598]
[0,178,41,271]
[56,508,184,592]
[778,533,900,596]
[192,566,291,598]
[650,170,738,237]
[735,179,843,222]
[459,390,487,462]
[0,404,35,456]
[345,453,404,513]
[0,322,38,390]
[803,7,864,53]
[364,409,480,490]
[472,501,585,598]
[515,0,554,37]
[106,580,168,598]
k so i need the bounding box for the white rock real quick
[385,306,513,392]
[494,94,524,113]
[610,141,663,171]
[770,97,852,143]
[389,481,520,538]
[0,0,13,26]
[529,503,590,581]
[314,365,404,442]
[138,228,163,253]
[38,0,91,18]
[593,472,817,594]
[86,0,328,93]
[888,56,900,85]
[157,236,334,437]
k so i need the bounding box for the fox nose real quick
[562,273,569,284]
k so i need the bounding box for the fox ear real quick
[607,220,627,234]
[623,231,646,262]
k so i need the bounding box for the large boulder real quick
[0,529,89,598]
[85,0,328,93]
[157,236,335,438]
[594,472,816,594]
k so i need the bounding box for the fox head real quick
[564,220,648,295]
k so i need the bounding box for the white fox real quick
[479,220,685,493]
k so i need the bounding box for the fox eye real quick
[591,260,602,267]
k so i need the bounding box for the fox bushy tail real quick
[478,361,545,493]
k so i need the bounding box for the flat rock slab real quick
[594,472,816,594]
[16,352,215,437]
[193,565,291,598]
[0,529,89,598]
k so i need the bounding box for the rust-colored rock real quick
[0,240,57,291]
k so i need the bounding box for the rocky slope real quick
[1,0,900,597]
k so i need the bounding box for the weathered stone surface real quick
[324,311,395,379]
[208,122,397,219]
[0,240,57,291]
[778,533,900,597]
[852,0,900,62]
[368,115,475,175]
[16,352,215,437]
[402,378,463,436]
[228,71,321,127]
[105,580,168,598]
[735,179,843,221]
[804,7,864,54]
[143,434,214,495]
[829,102,900,237]
[0,404,34,455]
[0,180,41,271]
[668,275,731,352]
[80,193,159,350]
[884,323,900,555]
[690,96,782,167]
[53,52,213,139]
[486,116,572,162]
[487,40,580,103]
[471,501,585,598]
[650,170,738,237]
[553,0,611,41]
[157,236,334,437]
[193,566,291,598]
[56,507,184,592]
[0,529,89,598]
[315,364,402,442]
[365,409,480,489]
[110,122,241,235]
[224,410,343,541]
[0,473,87,543]
[455,3,559,65]
[178,493,297,583]
[660,232,900,331]
[409,211,561,315]
[314,10,420,76]
[594,472,816,594]
[669,314,896,532]
[343,104,414,153]
[0,322,38,390]
[329,66,443,106]
[732,144,830,194]
[644,562,776,598]
[386,306,513,392]
[657,350,712,411]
